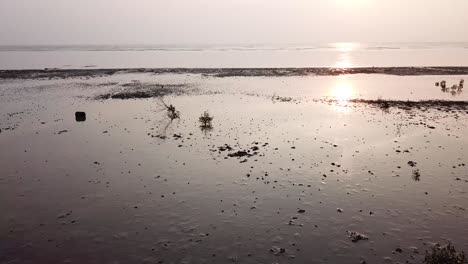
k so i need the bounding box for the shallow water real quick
[1,43,468,69]
[1,73,467,264]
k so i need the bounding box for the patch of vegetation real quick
[424,244,467,264]
[437,79,464,94]
[272,95,294,102]
[199,111,214,130]
[344,99,468,111]
[95,84,186,100]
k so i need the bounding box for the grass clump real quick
[199,111,214,130]
[272,95,293,102]
[424,244,467,264]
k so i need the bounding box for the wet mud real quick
[1,71,467,264]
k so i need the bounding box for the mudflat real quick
[1,69,467,264]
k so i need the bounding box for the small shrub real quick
[441,80,447,89]
[272,95,293,102]
[199,111,213,129]
[424,244,467,264]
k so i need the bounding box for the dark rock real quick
[75,112,86,122]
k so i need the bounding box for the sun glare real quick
[333,80,355,103]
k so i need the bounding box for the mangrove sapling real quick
[159,98,180,120]
[199,111,214,130]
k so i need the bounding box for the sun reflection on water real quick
[333,81,354,102]
[332,42,359,52]
[330,78,356,112]
[332,42,357,68]
[336,53,352,68]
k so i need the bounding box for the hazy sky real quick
[1,0,467,45]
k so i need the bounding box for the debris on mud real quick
[347,231,369,243]
[270,246,286,256]
[228,151,252,158]
[412,169,421,181]
[213,142,270,161]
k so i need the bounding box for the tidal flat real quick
[0,69,467,264]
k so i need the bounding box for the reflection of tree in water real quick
[395,123,403,137]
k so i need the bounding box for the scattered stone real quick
[270,246,286,256]
[347,231,369,243]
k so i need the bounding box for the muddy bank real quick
[322,99,468,111]
[1,71,468,264]
[94,82,190,100]
[2,66,468,80]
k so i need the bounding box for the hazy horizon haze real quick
[1,0,468,45]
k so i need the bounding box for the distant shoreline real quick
[1,67,468,80]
